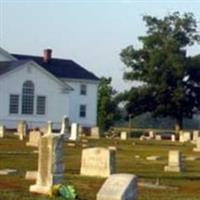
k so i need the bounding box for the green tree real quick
[120,12,200,133]
[97,77,117,131]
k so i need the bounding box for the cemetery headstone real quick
[120,131,128,140]
[0,125,5,138]
[15,120,27,139]
[193,138,200,152]
[183,131,191,142]
[155,135,161,140]
[19,131,24,141]
[69,123,79,141]
[79,126,84,136]
[80,147,116,177]
[26,129,43,147]
[149,130,155,139]
[192,130,199,143]
[179,131,191,142]
[91,127,100,139]
[18,120,27,136]
[171,135,176,142]
[30,133,64,195]
[164,150,184,172]
[97,173,137,200]
[60,116,70,138]
[46,121,53,135]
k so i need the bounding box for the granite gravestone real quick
[26,129,43,147]
[80,147,116,177]
[91,127,100,139]
[97,174,137,200]
[164,150,183,172]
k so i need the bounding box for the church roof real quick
[12,54,99,81]
[0,60,29,75]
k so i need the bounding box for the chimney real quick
[43,49,52,63]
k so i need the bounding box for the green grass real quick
[1,134,200,200]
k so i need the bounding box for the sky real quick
[0,0,200,91]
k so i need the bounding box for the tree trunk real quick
[175,116,183,134]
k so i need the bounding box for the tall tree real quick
[120,12,200,133]
[97,77,117,131]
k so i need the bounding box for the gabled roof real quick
[12,54,99,81]
[0,60,28,75]
[0,60,73,90]
[0,47,17,61]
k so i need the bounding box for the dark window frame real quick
[80,104,86,118]
[9,94,19,114]
[22,80,34,114]
[80,84,87,95]
[36,96,46,115]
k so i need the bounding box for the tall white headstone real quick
[60,115,69,136]
[0,125,5,138]
[16,120,27,137]
[30,133,64,195]
[69,123,79,141]
[46,121,53,135]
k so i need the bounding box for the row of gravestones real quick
[121,130,200,143]
[13,118,100,141]
[121,130,200,154]
[26,132,186,200]
[27,131,138,200]
[14,117,77,141]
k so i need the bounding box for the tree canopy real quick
[120,12,200,132]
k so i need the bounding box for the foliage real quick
[120,12,200,131]
[97,77,118,131]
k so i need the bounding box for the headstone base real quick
[164,165,182,172]
[30,185,51,195]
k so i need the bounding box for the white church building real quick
[0,47,99,129]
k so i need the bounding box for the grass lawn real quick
[1,134,200,200]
